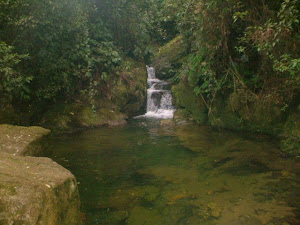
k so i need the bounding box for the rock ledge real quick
[0,125,82,225]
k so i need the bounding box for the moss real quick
[236,97,285,135]
[114,60,147,117]
[172,80,208,124]
[209,95,242,130]
[78,107,127,127]
[209,92,286,135]
[280,112,300,156]
[0,58,146,131]
[0,125,50,156]
[39,59,146,131]
[174,109,192,120]
[153,36,185,80]
[172,81,298,157]
[0,125,82,225]
[40,102,128,131]
[39,103,76,131]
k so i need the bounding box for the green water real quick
[46,119,300,225]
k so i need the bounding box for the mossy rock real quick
[40,102,128,132]
[173,109,195,125]
[229,92,286,135]
[77,107,127,127]
[172,80,208,125]
[153,36,185,80]
[0,153,82,225]
[0,125,82,225]
[209,95,243,130]
[1,58,146,129]
[0,124,50,156]
[113,60,147,117]
[209,92,286,135]
[40,103,76,131]
[280,112,300,156]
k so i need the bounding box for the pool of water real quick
[45,119,300,225]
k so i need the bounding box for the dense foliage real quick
[0,0,164,107]
[168,0,300,109]
[1,0,299,118]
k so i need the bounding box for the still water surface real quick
[46,119,299,225]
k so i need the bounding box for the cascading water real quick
[143,66,175,119]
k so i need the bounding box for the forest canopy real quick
[0,0,299,110]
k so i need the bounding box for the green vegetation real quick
[0,0,158,115]
[161,0,300,155]
[0,0,299,154]
[164,0,299,110]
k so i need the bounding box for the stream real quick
[45,119,300,225]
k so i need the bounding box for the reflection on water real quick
[45,119,300,225]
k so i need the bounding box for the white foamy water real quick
[144,110,175,119]
[135,66,175,119]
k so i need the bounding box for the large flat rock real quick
[0,125,50,156]
[0,125,82,225]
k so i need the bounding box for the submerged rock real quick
[127,206,164,225]
[160,119,175,126]
[207,203,222,218]
[0,125,82,225]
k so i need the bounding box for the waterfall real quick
[143,66,175,119]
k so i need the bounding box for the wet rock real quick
[160,119,175,126]
[172,109,196,125]
[172,80,298,155]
